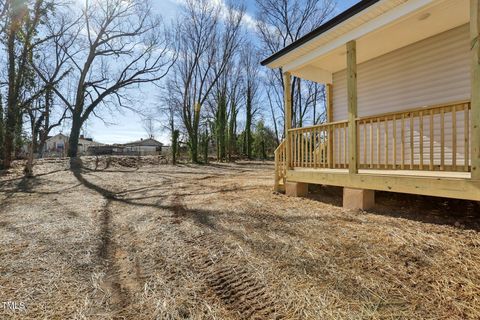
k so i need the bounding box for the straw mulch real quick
[0,157,479,319]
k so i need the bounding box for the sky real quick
[80,0,362,145]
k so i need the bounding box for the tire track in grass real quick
[171,195,283,320]
[97,201,144,316]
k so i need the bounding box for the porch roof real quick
[261,0,469,84]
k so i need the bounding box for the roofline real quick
[260,0,382,67]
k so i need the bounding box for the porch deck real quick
[274,101,480,202]
[292,168,471,179]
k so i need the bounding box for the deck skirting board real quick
[286,170,480,201]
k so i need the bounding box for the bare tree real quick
[256,0,335,138]
[169,0,244,163]
[34,0,175,159]
[0,93,4,162]
[1,0,54,168]
[142,115,156,139]
[241,42,261,159]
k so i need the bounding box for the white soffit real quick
[276,0,468,78]
[310,0,469,73]
[290,66,333,83]
[267,0,412,69]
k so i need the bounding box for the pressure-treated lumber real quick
[285,182,309,197]
[287,169,480,201]
[343,188,375,210]
[347,40,358,174]
[471,0,480,180]
[284,72,292,169]
[326,84,334,168]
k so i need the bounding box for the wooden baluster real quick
[319,128,322,168]
[322,128,326,168]
[312,129,315,168]
[294,131,298,167]
[370,119,374,169]
[340,125,344,168]
[297,131,300,167]
[465,104,470,172]
[327,126,332,168]
[410,113,414,169]
[393,115,397,170]
[377,119,381,169]
[317,128,320,168]
[298,131,301,167]
[441,108,445,170]
[420,111,424,170]
[401,114,405,170]
[290,132,293,167]
[306,131,309,168]
[307,131,310,168]
[344,123,348,169]
[321,128,325,168]
[306,131,309,167]
[429,109,434,171]
[363,121,367,168]
[333,125,337,168]
[385,117,389,169]
[308,130,311,168]
[314,128,317,168]
[301,131,305,168]
[452,105,457,170]
[310,129,314,168]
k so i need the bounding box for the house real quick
[45,133,69,155]
[264,0,480,209]
[44,133,103,156]
[122,138,164,155]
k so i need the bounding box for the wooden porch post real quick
[326,84,334,168]
[284,72,293,169]
[471,0,480,180]
[347,40,358,174]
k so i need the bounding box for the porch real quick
[274,99,479,202]
[267,0,480,207]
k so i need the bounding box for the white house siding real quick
[331,24,471,168]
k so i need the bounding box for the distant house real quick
[122,138,164,155]
[44,133,103,156]
[45,133,69,155]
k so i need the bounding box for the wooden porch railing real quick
[274,139,287,191]
[281,101,471,173]
[357,101,471,172]
[288,120,349,169]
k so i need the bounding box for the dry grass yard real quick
[0,157,479,319]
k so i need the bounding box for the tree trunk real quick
[4,17,18,169]
[190,133,198,163]
[172,129,179,165]
[215,92,227,162]
[14,111,23,158]
[190,103,201,163]
[228,101,237,162]
[24,142,34,177]
[68,113,82,158]
[203,128,209,164]
[245,87,253,159]
[0,94,4,163]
